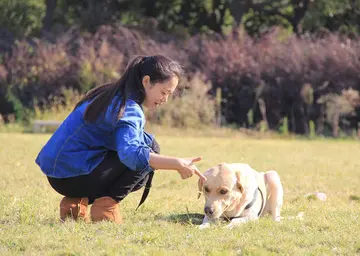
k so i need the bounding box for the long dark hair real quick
[75,55,183,123]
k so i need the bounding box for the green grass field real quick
[0,132,359,255]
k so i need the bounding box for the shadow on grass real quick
[157,212,204,226]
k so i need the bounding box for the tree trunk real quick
[227,1,249,27]
[290,0,310,34]
[207,0,226,34]
[333,101,340,137]
[258,98,269,128]
[42,0,57,33]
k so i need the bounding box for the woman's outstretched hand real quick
[149,153,207,181]
[176,156,206,181]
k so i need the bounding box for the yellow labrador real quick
[197,163,283,228]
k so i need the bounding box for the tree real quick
[302,0,360,36]
[53,0,136,31]
[42,0,57,33]
[0,0,45,36]
[235,0,312,35]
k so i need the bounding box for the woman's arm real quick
[114,103,205,180]
[149,153,206,180]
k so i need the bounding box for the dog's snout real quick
[204,206,214,215]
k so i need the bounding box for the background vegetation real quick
[1,0,360,136]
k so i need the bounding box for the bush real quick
[186,27,360,135]
[3,40,77,120]
[77,38,124,93]
[0,24,191,121]
[33,87,82,122]
[1,24,360,136]
[145,73,216,128]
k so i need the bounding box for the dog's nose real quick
[204,206,214,215]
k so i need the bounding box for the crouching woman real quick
[35,55,206,224]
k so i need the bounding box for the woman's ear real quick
[142,75,151,88]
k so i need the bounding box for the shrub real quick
[1,24,360,136]
[145,73,216,128]
[3,40,77,120]
[33,87,82,122]
[77,39,124,93]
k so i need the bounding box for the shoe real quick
[59,197,89,222]
[90,196,122,224]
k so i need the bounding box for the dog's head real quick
[197,163,244,219]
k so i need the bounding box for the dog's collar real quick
[229,187,265,220]
[244,187,259,210]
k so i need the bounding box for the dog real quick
[197,163,283,229]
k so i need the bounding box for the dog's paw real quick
[226,223,236,229]
[226,218,250,229]
[274,216,282,222]
[296,212,304,220]
[198,223,211,229]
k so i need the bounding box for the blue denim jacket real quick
[35,97,154,178]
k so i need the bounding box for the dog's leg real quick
[199,215,213,229]
[264,170,283,221]
[226,216,258,229]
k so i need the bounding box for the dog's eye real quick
[204,187,210,193]
[220,189,228,195]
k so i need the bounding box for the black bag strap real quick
[135,171,154,210]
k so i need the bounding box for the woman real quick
[35,55,206,224]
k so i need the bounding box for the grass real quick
[0,132,359,255]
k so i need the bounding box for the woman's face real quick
[142,75,179,109]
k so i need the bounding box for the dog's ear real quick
[235,171,244,194]
[197,178,204,199]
